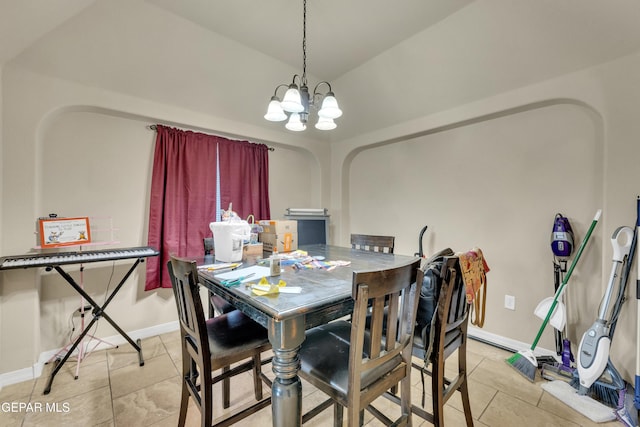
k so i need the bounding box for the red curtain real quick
[145,125,270,290]
[218,138,270,220]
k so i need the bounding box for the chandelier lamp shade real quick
[264,0,342,131]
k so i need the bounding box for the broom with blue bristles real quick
[506,209,601,381]
[634,197,640,423]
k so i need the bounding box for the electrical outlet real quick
[504,295,516,310]
[72,305,92,317]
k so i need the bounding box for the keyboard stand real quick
[46,265,116,381]
[43,258,146,395]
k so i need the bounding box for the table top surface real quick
[198,244,419,322]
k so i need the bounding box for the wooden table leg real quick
[269,317,305,427]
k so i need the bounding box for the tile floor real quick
[0,331,626,426]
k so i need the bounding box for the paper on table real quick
[252,284,302,294]
[215,265,271,283]
[197,262,241,271]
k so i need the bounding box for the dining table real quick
[198,244,420,427]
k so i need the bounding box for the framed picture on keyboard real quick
[39,217,92,248]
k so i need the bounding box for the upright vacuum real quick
[540,214,575,379]
[551,214,574,365]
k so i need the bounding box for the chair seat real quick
[210,294,235,315]
[299,320,402,397]
[205,310,270,364]
[413,324,462,361]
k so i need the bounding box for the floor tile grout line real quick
[159,332,182,377]
[473,357,498,424]
[106,347,116,426]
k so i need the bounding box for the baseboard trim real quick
[468,325,557,358]
[0,320,179,389]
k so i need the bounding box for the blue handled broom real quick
[634,196,640,420]
[506,209,601,382]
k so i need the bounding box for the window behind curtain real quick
[145,125,270,290]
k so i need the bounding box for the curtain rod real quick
[147,124,275,151]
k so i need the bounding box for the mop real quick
[574,226,633,398]
[541,381,616,423]
[572,213,638,427]
[506,210,601,381]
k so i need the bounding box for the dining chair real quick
[203,238,236,318]
[167,256,272,427]
[385,256,474,426]
[350,234,395,254]
[204,237,215,258]
[201,237,251,412]
[297,259,421,426]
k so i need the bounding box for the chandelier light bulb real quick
[315,116,337,130]
[264,97,287,122]
[317,92,343,119]
[285,113,306,131]
[280,86,304,113]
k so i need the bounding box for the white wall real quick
[349,102,602,351]
[268,146,322,218]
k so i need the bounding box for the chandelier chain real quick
[302,0,307,86]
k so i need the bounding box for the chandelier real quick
[264,0,342,131]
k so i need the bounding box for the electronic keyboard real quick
[0,245,159,394]
[0,246,159,270]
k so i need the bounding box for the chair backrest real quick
[431,256,468,362]
[350,234,395,254]
[427,256,474,425]
[203,238,214,255]
[380,256,472,425]
[168,256,209,358]
[348,259,421,408]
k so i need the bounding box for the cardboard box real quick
[260,232,298,253]
[243,243,263,260]
[258,220,297,235]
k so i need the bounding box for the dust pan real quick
[535,296,566,331]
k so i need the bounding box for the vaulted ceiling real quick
[3,0,640,142]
